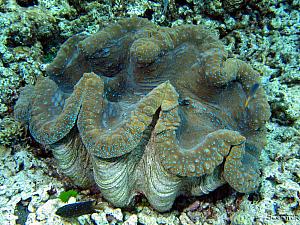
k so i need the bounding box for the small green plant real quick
[58,190,78,203]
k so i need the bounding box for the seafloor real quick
[0,0,299,224]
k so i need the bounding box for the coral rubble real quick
[15,17,270,212]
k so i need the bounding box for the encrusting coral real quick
[14,17,271,212]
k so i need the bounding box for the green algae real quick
[58,190,78,203]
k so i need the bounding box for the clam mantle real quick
[15,17,270,212]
